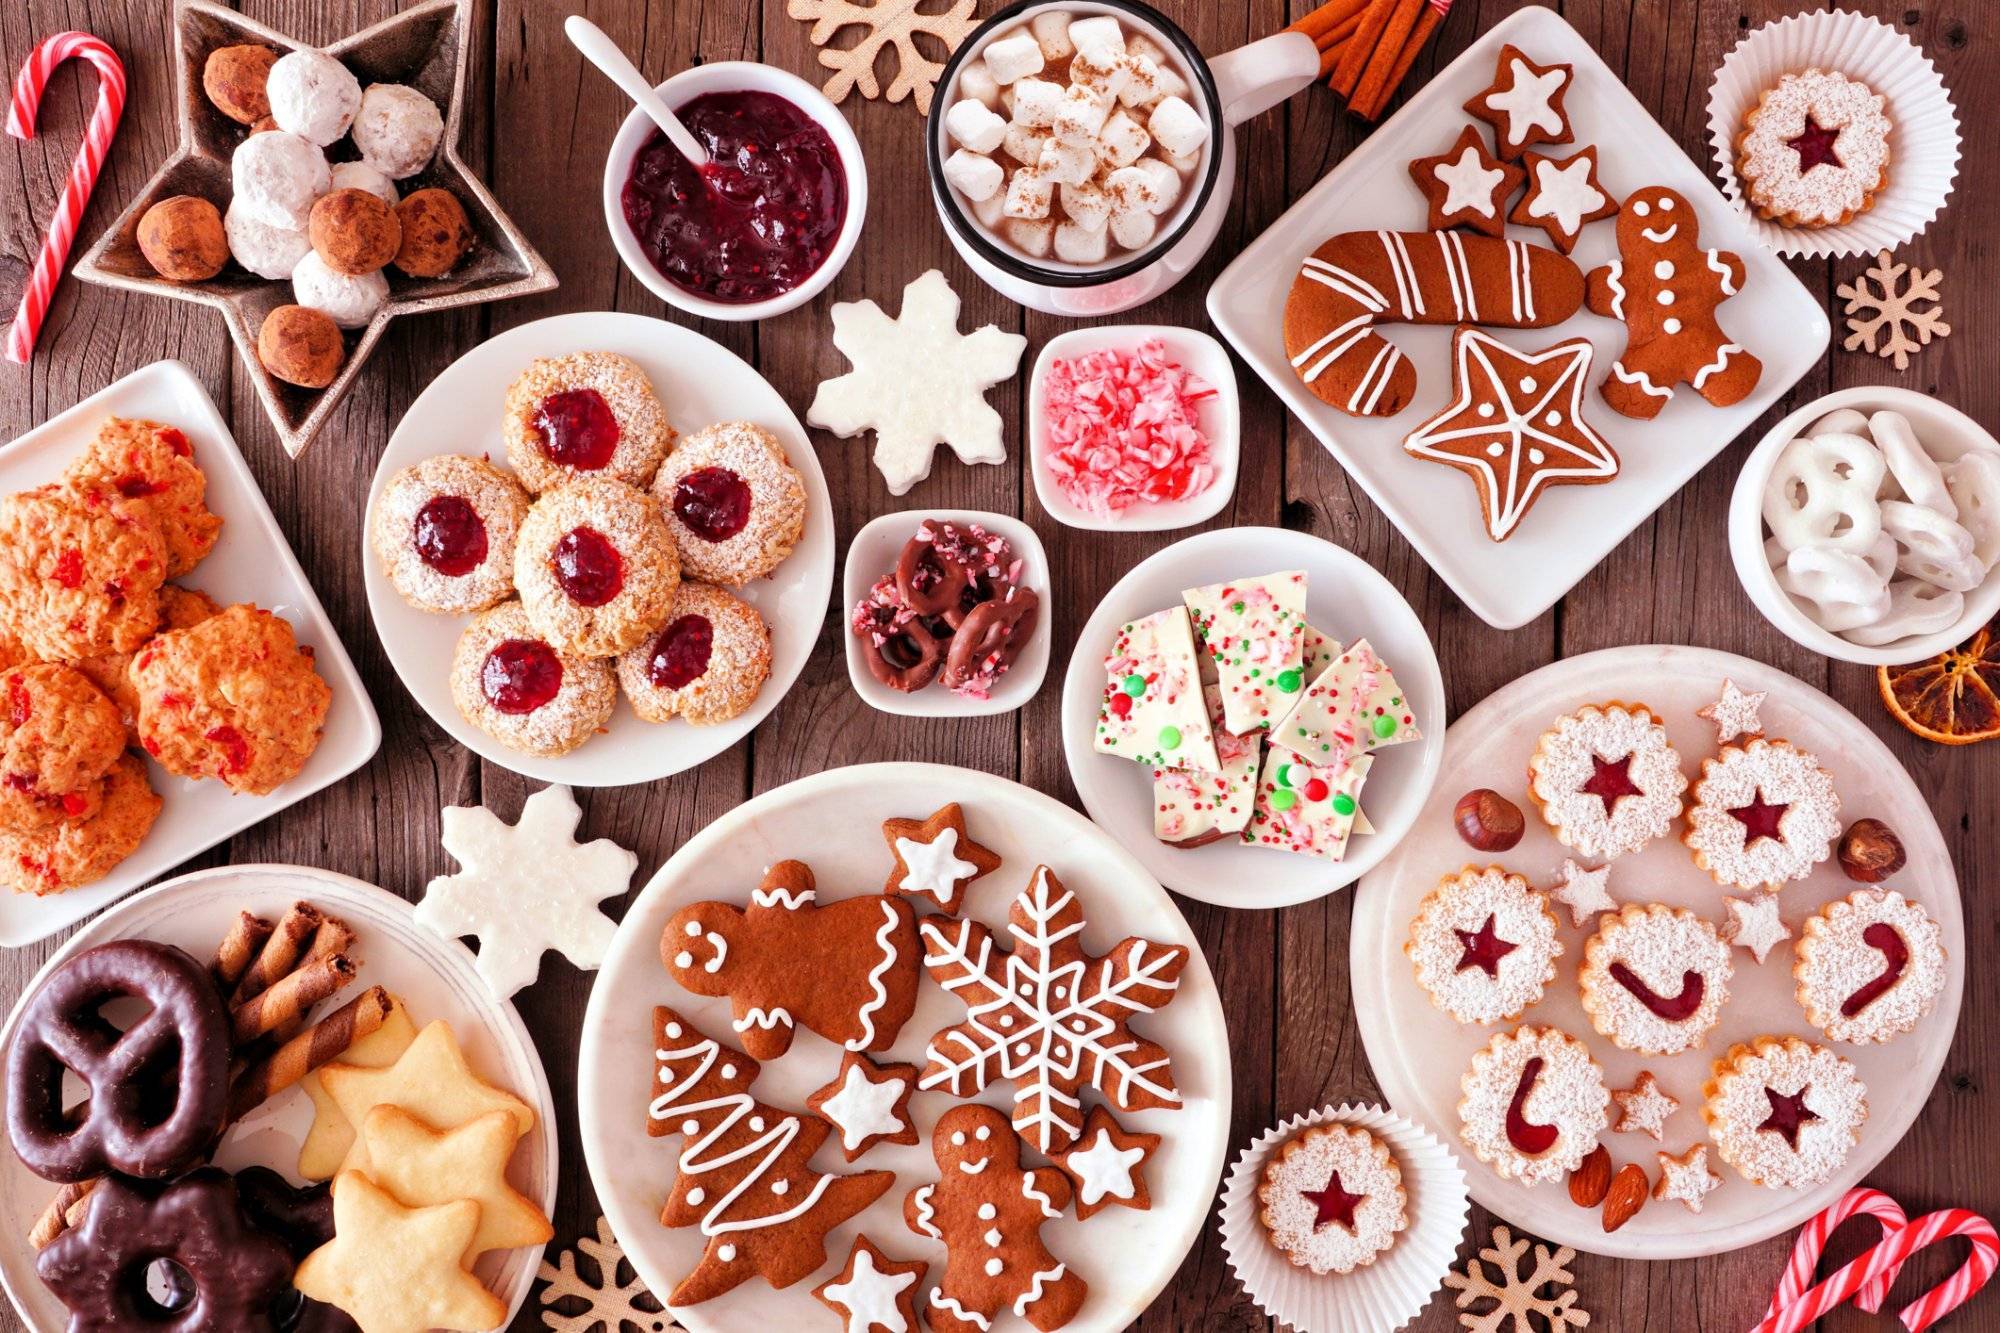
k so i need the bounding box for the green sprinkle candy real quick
[1277,669,1303,693]
[1372,714,1398,739]
[1158,726,1182,750]
[1332,793,1356,815]
[1270,789,1297,811]
[1123,674,1147,697]
[1276,763,1298,789]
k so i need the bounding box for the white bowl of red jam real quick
[603,61,867,321]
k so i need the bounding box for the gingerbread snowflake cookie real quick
[1458,1025,1609,1186]
[1577,904,1733,1056]
[1527,703,1688,859]
[1257,1122,1408,1276]
[807,1052,920,1161]
[1409,125,1523,237]
[1683,739,1840,889]
[1465,45,1574,159]
[880,801,1001,914]
[1736,68,1891,229]
[1702,1034,1866,1188]
[1406,866,1563,1025]
[1794,888,1945,1045]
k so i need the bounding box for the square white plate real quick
[0,361,380,947]
[1206,6,1830,629]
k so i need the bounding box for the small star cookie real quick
[318,1019,535,1178]
[880,801,1001,914]
[1653,1144,1723,1213]
[1465,44,1575,159]
[814,1235,927,1333]
[1409,125,1524,237]
[1550,858,1616,927]
[1509,145,1619,253]
[1053,1104,1159,1220]
[808,1052,921,1161]
[1722,891,1791,963]
[1698,679,1767,744]
[294,1172,505,1333]
[358,1106,552,1258]
[1611,1070,1679,1139]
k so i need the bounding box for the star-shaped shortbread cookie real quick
[294,1172,505,1333]
[320,1019,535,1178]
[360,1106,552,1258]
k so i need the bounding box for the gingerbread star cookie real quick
[808,1052,921,1161]
[1054,1105,1160,1220]
[881,802,1001,914]
[1465,45,1575,159]
[317,1019,535,1178]
[1510,145,1619,253]
[359,1106,553,1258]
[294,1172,505,1333]
[814,1235,928,1333]
[1409,125,1524,237]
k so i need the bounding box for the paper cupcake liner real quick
[1218,1103,1470,1333]
[1707,9,1960,258]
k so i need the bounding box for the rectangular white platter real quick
[1208,5,1830,629]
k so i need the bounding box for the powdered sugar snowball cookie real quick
[514,478,680,658]
[649,421,805,585]
[1577,904,1733,1056]
[615,581,770,726]
[1404,866,1563,1025]
[1457,1025,1609,1185]
[224,200,310,279]
[807,1053,920,1162]
[1794,888,1944,1045]
[1737,69,1892,229]
[328,160,398,207]
[352,83,445,180]
[266,49,361,146]
[1683,738,1840,890]
[368,453,528,615]
[1702,1034,1866,1188]
[1527,702,1688,860]
[1256,1122,1407,1275]
[231,130,330,229]
[448,600,615,758]
[503,352,676,493]
[291,251,388,329]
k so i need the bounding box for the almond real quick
[1601,1162,1649,1232]
[1568,1145,1612,1208]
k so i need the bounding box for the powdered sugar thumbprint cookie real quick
[449,600,615,757]
[1458,1025,1609,1185]
[1578,904,1732,1055]
[1406,866,1563,1025]
[1702,1035,1866,1188]
[1257,1122,1407,1275]
[1683,738,1840,890]
[369,454,528,614]
[514,477,680,658]
[650,421,807,586]
[1527,702,1687,859]
[615,582,771,727]
[1794,889,1945,1045]
[502,351,675,492]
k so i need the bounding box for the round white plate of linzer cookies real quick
[576,762,1232,1333]
[1352,645,1965,1259]
[362,309,836,785]
[0,863,558,1330]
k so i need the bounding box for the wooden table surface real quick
[2,1,1993,1329]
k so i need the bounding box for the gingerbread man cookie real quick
[661,860,920,1060]
[905,1103,1088,1333]
[1585,186,1762,419]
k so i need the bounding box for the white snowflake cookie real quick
[1256,1122,1408,1275]
[1794,888,1945,1045]
[1684,739,1840,889]
[1702,1035,1867,1189]
[1577,904,1732,1056]
[1405,866,1563,1025]
[1458,1025,1609,1186]
[1527,703,1687,859]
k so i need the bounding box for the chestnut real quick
[1454,788,1524,852]
[1838,817,1906,883]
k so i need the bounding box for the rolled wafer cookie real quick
[211,910,273,991]
[230,953,355,1044]
[1283,229,1585,417]
[231,900,323,1004]
[229,985,393,1118]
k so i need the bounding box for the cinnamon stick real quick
[230,901,321,1005]
[1329,0,1396,99]
[1316,12,1364,78]
[230,953,355,1045]
[229,985,391,1119]
[1351,0,1423,114]
[1288,0,1368,41]
[1358,2,1444,120]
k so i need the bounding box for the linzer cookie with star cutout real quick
[1793,888,1945,1045]
[1577,904,1733,1056]
[1092,605,1219,771]
[1683,738,1840,890]
[1736,69,1891,229]
[1527,703,1688,860]
[1457,1024,1609,1186]
[1256,1122,1408,1275]
[1181,571,1308,734]
[1405,866,1563,1025]
[1701,1034,1867,1188]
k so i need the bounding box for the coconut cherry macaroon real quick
[1703,1034,1866,1189]
[1458,1025,1609,1186]
[1794,888,1945,1045]
[515,477,680,658]
[650,421,806,586]
[616,582,772,727]
[503,351,676,492]
[1405,866,1563,1025]
[369,454,528,615]
[1683,738,1840,890]
[1527,702,1688,861]
[1577,904,1733,1056]
[449,600,614,757]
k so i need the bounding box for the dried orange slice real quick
[1877,617,2000,745]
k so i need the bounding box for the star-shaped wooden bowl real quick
[74,0,556,457]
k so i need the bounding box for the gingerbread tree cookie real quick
[647,1007,895,1306]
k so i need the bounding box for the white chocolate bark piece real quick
[1093,605,1220,770]
[1271,638,1420,763]
[1182,571,1309,734]
[1245,749,1373,860]
[1151,686,1261,846]
[1299,623,1342,680]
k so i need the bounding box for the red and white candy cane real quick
[5,31,126,365]
[1754,1197,1998,1333]
[1763,1186,1910,1320]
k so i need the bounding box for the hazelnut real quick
[257,304,344,388]
[392,187,473,277]
[136,195,228,281]
[202,44,277,125]
[1838,817,1906,883]
[309,188,401,275]
[1454,788,1524,852]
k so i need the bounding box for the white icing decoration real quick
[1065,1127,1144,1206]
[978,1203,996,1219]
[1611,360,1673,400]
[733,1007,792,1033]
[750,885,815,909]
[1654,260,1675,279]
[686,1186,704,1204]
[958,1156,991,1175]
[912,1184,942,1239]
[847,899,905,1052]
[894,826,979,903]
[1641,224,1679,244]
[1014,1264,1069,1317]
[1707,248,1738,294]
[1433,145,1506,217]
[931,1295,991,1331]
[822,1247,918,1333]
[1526,155,1605,235]
[985,1257,1004,1276]
[674,950,694,969]
[819,1062,908,1151]
[686,921,702,936]
[719,1244,736,1261]
[772,1178,789,1195]
[1603,260,1626,319]
[1664,317,1683,335]
[1020,1172,1060,1218]
[1694,343,1745,389]
[1484,57,1566,145]
[983,1228,1003,1246]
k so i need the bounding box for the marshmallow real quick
[1009,77,1063,129]
[1003,217,1055,258]
[944,149,1005,202]
[328,160,398,206]
[1052,83,1114,143]
[1069,46,1131,100]
[1068,16,1126,64]
[971,185,1008,228]
[1148,95,1209,158]
[1030,11,1076,61]
[1160,144,1202,176]
[1132,156,1183,214]
[1105,164,1159,216]
[1117,54,1165,109]
[999,83,1014,116]
[1002,122,1049,166]
[1149,56,1191,105]
[266,49,361,147]
[946,98,1008,153]
[1126,32,1168,63]
[958,61,1002,108]
[223,199,309,279]
[1111,207,1158,250]
[1055,220,1108,264]
[352,83,444,179]
[983,33,1045,85]
[1003,168,1053,220]
[292,250,389,328]
[1036,136,1096,186]
[1098,108,1150,168]
[1060,177,1110,231]
[231,130,330,230]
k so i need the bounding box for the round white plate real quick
[363,310,836,785]
[1351,645,1965,1259]
[577,763,1232,1332]
[0,864,558,1331]
[1059,527,1446,908]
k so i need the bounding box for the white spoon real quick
[565,15,710,170]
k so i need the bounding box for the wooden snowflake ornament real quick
[787,0,979,115]
[536,1214,681,1333]
[1443,1225,1591,1332]
[1838,249,1951,371]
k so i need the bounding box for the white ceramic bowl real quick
[601,61,867,321]
[1027,324,1241,532]
[842,509,1051,716]
[1729,384,2000,665]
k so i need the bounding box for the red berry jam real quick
[1504,1057,1559,1155]
[1579,753,1641,815]
[1841,922,1909,1017]
[481,639,562,714]
[620,89,848,304]
[1729,792,1790,845]
[412,495,488,576]
[672,468,753,543]
[1454,914,1518,978]
[551,527,625,606]
[1301,1170,1366,1232]
[1758,1085,1819,1148]
[1609,962,1705,1021]
[532,388,621,471]
[645,614,714,690]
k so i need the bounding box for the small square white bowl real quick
[842,509,1050,717]
[1027,324,1240,532]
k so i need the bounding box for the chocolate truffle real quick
[137,195,228,281]
[202,44,277,125]
[393,187,473,277]
[257,304,344,388]
[308,187,400,275]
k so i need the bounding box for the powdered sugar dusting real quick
[448,600,615,757]
[1684,739,1840,889]
[1795,888,1945,1044]
[650,421,806,585]
[1653,1144,1722,1212]
[1738,69,1891,227]
[1578,904,1732,1055]
[1458,1025,1609,1185]
[1406,867,1562,1024]
[1612,1071,1679,1139]
[1255,1123,1407,1275]
[1528,704,1687,858]
[370,453,527,614]
[1703,1036,1866,1189]
[514,478,680,658]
